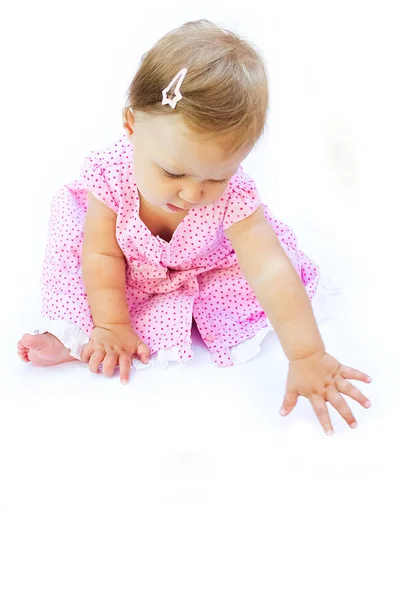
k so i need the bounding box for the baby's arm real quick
[82,191,130,327]
[81,192,151,382]
[227,206,373,435]
[226,206,325,362]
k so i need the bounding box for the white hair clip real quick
[161,68,188,109]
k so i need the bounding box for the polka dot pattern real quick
[41,133,320,367]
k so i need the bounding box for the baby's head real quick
[122,20,269,213]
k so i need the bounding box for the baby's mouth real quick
[166,203,187,212]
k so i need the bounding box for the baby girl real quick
[17,19,372,434]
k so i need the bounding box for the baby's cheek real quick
[160,181,178,201]
[144,178,165,199]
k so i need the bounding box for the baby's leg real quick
[17,181,93,367]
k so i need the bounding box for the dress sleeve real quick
[222,167,262,230]
[80,152,119,213]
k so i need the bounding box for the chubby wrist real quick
[286,344,326,362]
[93,321,131,330]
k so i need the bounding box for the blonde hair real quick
[124,20,269,154]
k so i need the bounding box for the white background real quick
[1,1,399,598]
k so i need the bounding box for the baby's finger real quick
[88,349,106,374]
[118,353,132,384]
[102,350,118,377]
[336,376,371,409]
[137,341,151,364]
[339,365,372,384]
[279,391,299,416]
[80,342,95,363]
[309,394,334,436]
[326,389,357,429]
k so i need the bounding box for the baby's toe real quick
[21,333,42,350]
[17,340,30,362]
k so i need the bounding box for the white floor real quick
[1,217,398,599]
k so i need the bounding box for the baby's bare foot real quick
[17,332,77,366]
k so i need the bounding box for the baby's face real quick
[123,111,252,214]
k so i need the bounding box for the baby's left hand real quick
[280,351,372,435]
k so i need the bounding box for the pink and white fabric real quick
[39,133,321,367]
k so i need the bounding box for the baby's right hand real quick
[80,324,151,384]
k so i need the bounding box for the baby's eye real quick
[163,170,229,184]
[164,170,185,180]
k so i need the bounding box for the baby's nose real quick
[179,183,203,205]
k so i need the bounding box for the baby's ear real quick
[122,108,134,136]
[121,108,127,127]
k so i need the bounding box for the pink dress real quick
[40,132,320,367]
